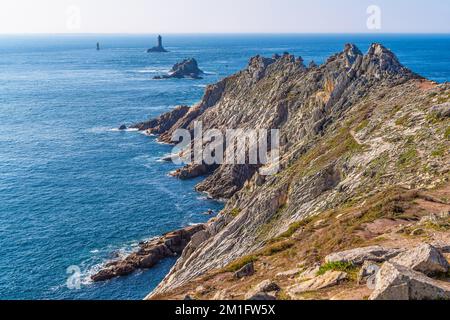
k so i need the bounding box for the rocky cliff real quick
[133,43,449,299]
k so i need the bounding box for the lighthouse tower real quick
[158,35,163,48]
[147,35,168,53]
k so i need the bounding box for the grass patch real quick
[287,126,364,181]
[317,261,356,276]
[317,261,359,281]
[276,218,314,239]
[355,119,369,133]
[230,208,241,218]
[364,152,389,181]
[221,239,296,274]
[395,115,410,127]
[259,240,295,256]
[276,290,292,301]
[445,126,450,140]
[431,145,447,158]
[223,255,258,273]
[397,147,418,169]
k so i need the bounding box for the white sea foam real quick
[87,127,139,134]
[134,68,169,74]
[78,239,151,286]
[110,127,139,132]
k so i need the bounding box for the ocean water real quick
[0,34,449,300]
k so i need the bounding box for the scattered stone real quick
[390,244,449,275]
[195,286,208,295]
[287,271,347,296]
[184,295,195,300]
[275,268,302,279]
[325,246,404,265]
[313,219,326,228]
[369,262,450,300]
[357,261,380,285]
[297,265,321,282]
[234,262,255,279]
[244,280,280,299]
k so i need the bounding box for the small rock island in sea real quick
[153,58,204,80]
[147,35,168,53]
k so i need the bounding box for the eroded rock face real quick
[142,43,450,297]
[91,224,204,282]
[370,262,450,300]
[390,244,449,275]
[325,246,404,265]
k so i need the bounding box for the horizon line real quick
[1,32,450,36]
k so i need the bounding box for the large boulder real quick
[287,271,347,296]
[234,262,255,279]
[325,246,403,265]
[370,262,450,300]
[390,244,449,275]
[245,280,280,299]
[297,265,321,282]
[357,261,380,286]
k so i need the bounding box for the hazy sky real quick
[0,0,449,34]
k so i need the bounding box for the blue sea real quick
[0,34,449,300]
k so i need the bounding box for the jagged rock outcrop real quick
[370,262,450,300]
[135,43,450,297]
[91,224,204,282]
[131,106,190,133]
[390,244,449,275]
[325,246,404,265]
[154,58,204,80]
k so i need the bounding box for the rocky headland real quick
[153,58,204,80]
[91,224,204,282]
[104,43,450,300]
